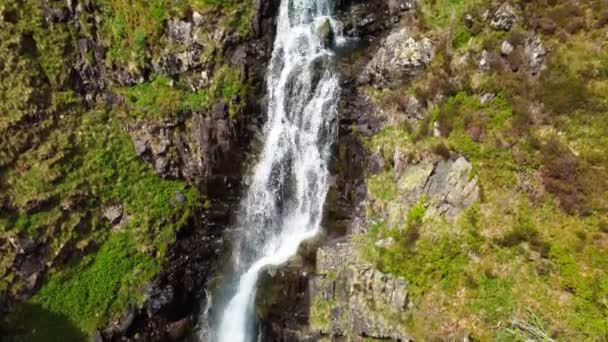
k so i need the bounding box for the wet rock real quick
[316,18,334,48]
[358,13,376,28]
[341,3,386,38]
[92,330,103,342]
[362,28,434,85]
[252,0,280,37]
[166,316,192,341]
[146,285,175,316]
[491,3,517,31]
[212,102,228,119]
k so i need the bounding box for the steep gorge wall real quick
[1,0,607,341]
[258,0,608,341]
[0,0,279,340]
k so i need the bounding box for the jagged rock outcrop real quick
[152,15,210,78]
[523,36,547,75]
[309,242,411,341]
[490,3,517,31]
[361,28,434,85]
[129,111,236,181]
[397,156,479,221]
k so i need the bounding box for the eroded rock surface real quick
[361,28,434,85]
[310,242,412,341]
[490,3,517,31]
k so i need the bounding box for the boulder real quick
[491,3,517,31]
[192,11,204,27]
[166,316,192,341]
[501,40,514,55]
[479,49,490,70]
[92,330,104,342]
[102,205,122,225]
[388,0,416,21]
[361,29,434,85]
[174,191,186,204]
[423,157,479,220]
[212,102,229,119]
[375,237,396,249]
[8,236,37,255]
[167,18,193,45]
[464,13,475,28]
[316,18,334,48]
[146,285,175,316]
[524,36,546,75]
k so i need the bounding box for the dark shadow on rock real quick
[1,303,87,342]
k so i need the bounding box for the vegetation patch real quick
[355,0,608,339]
[13,233,156,340]
[123,66,243,120]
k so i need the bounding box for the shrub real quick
[537,55,589,117]
[432,141,451,159]
[22,233,155,337]
[471,276,513,323]
[540,138,586,214]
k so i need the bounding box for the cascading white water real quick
[214,0,342,341]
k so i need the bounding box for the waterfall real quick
[213,0,342,341]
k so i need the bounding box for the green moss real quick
[367,171,398,203]
[550,243,608,337]
[123,66,243,120]
[360,217,470,299]
[17,233,155,339]
[365,124,412,162]
[125,75,202,119]
[420,0,482,49]
[190,0,255,36]
[470,276,513,323]
[406,197,427,228]
[310,297,336,332]
[2,107,198,333]
[100,0,170,68]
[208,65,244,119]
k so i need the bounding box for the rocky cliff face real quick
[258,0,608,340]
[0,0,278,340]
[1,0,607,341]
